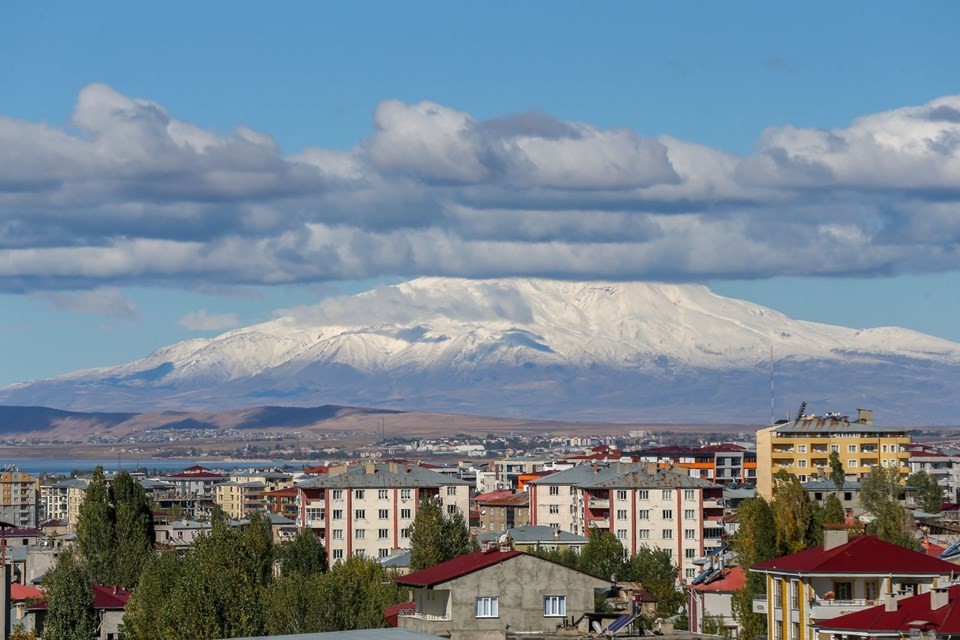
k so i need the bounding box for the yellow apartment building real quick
[756,409,910,499]
[0,468,41,528]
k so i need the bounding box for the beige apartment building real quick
[296,462,471,565]
[0,468,42,528]
[214,481,266,520]
[756,409,911,499]
[527,463,723,580]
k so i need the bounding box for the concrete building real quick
[634,444,757,485]
[527,463,723,580]
[474,491,529,532]
[296,462,470,565]
[755,409,911,499]
[215,481,266,520]
[909,445,960,503]
[0,468,41,528]
[687,565,745,637]
[814,582,960,640]
[395,549,609,640]
[751,530,957,640]
[476,525,588,555]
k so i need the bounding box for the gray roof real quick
[50,478,89,489]
[477,525,588,545]
[219,629,448,640]
[378,548,411,569]
[773,418,907,435]
[723,487,756,500]
[582,469,720,490]
[297,464,469,489]
[526,462,635,486]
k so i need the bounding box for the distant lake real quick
[0,458,309,476]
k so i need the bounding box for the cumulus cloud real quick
[177,309,241,331]
[34,287,141,320]
[2,85,960,292]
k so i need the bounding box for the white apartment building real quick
[908,445,960,503]
[528,463,723,580]
[295,462,470,565]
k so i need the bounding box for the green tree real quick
[11,624,37,640]
[867,500,917,549]
[821,493,846,525]
[262,573,324,635]
[621,546,683,619]
[579,527,625,581]
[530,545,580,570]
[907,471,943,514]
[42,549,98,640]
[771,470,820,554]
[279,529,328,577]
[731,497,777,640]
[76,466,116,585]
[121,550,181,640]
[701,613,732,637]
[314,556,406,631]
[860,466,904,516]
[409,498,477,571]
[828,451,845,493]
[112,471,156,589]
[241,511,275,588]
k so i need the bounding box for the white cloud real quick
[2,85,960,291]
[35,287,141,320]
[177,309,241,331]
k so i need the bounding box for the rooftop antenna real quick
[795,401,807,423]
[769,343,775,426]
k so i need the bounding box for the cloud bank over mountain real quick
[3,85,960,293]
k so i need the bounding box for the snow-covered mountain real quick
[4,278,960,423]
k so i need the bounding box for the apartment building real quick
[909,445,960,503]
[0,468,42,529]
[214,481,265,520]
[474,491,529,532]
[527,463,723,579]
[634,444,757,485]
[159,465,227,497]
[751,530,957,640]
[296,462,470,565]
[755,409,911,499]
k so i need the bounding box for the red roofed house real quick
[687,565,746,637]
[26,585,131,640]
[751,530,958,640]
[394,547,609,640]
[815,582,960,639]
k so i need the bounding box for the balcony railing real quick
[399,612,451,621]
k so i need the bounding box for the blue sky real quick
[2,1,960,387]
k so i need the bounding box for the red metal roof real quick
[817,585,960,634]
[753,536,958,575]
[395,548,523,587]
[472,490,515,503]
[11,583,43,601]
[164,471,225,479]
[31,585,131,611]
[689,566,747,593]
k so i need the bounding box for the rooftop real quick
[753,535,957,575]
[816,584,960,635]
[394,548,523,588]
[298,463,469,489]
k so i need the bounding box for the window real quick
[332,490,343,501]
[379,548,391,558]
[476,596,499,618]
[332,529,343,540]
[684,489,695,501]
[549,505,559,514]
[638,510,650,520]
[332,549,343,560]
[355,509,366,520]
[844,492,852,501]
[616,529,627,540]
[797,459,807,468]
[662,490,672,500]
[379,509,389,519]
[684,509,695,520]
[686,568,696,579]
[447,486,457,496]
[332,509,343,519]
[848,445,856,453]
[797,445,807,453]
[549,486,560,496]
[685,529,695,540]
[400,489,412,500]
[847,459,857,468]
[865,581,879,601]
[401,528,410,538]
[355,529,365,539]
[814,492,823,501]
[544,596,566,617]
[616,490,628,500]
[401,508,411,519]
[830,445,839,453]
[662,529,673,539]
[662,509,673,520]
[834,581,853,600]
[378,489,389,500]
[774,580,782,608]
[882,444,888,453]
[306,507,324,521]
[663,548,672,557]
[685,548,696,558]
[790,581,799,609]
[447,504,458,515]
[378,528,389,539]
[616,509,628,520]
[638,490,649,500]
[638,529,650,539]
[355,490,365,500]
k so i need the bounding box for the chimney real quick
[885,591,898,612]
[931,586,950,611]
[364,462,376,475]
[823,528,849,551]
[857,408,874,425]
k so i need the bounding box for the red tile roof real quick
[11,583,43,601]
[395,548,523,587]
[753,536,958,575]
[817,585,960,634]
[689,566,747,593]
[473,490,515,503]
[163,471,225,479]
[31,585,131,611]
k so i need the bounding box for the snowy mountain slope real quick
[4,278,960,423]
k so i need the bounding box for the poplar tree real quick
[113,471,156,589]
[42,549,98,640]
[771,470,821,553]
[907,471,944,514]
[731,496,777,640]
[278,529,328,577]
[76,466,116,585]
[821,493,845,525]
[409,498,477,570]
[579,527,625,580]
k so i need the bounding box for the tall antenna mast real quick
[769,342,775,425]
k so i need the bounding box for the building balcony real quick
[399,612,451,622]
[589,498,611,509]
[588,519,610,529]
[808,599,877,620]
